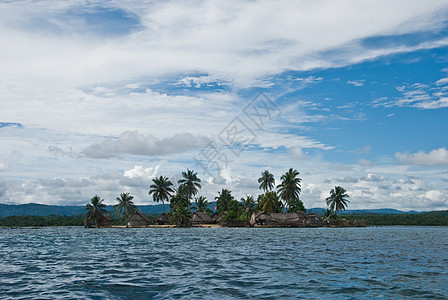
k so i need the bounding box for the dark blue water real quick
[1,227,447,299]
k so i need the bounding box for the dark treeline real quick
[1,211,447,227]
[343,210,448,226]
[0,213,160,227]
[0,215,85,227]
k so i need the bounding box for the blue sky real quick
[0,0,447,210]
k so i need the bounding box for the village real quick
[84,168,366,229]
[85,209,366,228]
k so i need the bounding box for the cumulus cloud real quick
[289,147,306,160]
[124,165,160,180]
[395,147,448,165]
[82,131,209,158]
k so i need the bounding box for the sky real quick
[1,0,448,211]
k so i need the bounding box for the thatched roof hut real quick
[191,211,214,225]
[127,211,150,227]
[155,213,170,225]
[84,215,111,228]
[250,211,317,227]
[306,213,324,227]
[211,211,227,223]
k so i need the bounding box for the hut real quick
[250,211,311,227]
[84,215,111,228]
[191,211,214,225]
[211,211,227,223]
[97,215,112,227]
[127,211,150,227]
[306,213,324,227]
[155,213,170,225]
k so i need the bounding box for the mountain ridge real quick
[0,203,426,217]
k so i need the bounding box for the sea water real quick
[1,226,447,299]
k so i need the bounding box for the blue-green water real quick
[1,226,447,299]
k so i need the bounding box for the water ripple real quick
[1,226,448,299]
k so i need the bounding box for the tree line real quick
[2,211,448,227]
[86,168,351,227]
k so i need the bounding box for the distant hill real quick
[0,203,168,217]
[307,208,419,215]
[0,203,424,217]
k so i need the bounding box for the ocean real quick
[1,226,447,299]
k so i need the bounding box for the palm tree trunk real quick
[162,200,165,214]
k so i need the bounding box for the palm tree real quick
[258,170,275,192]
[169,200,191,227]
[326,186,350,214]
[215,188,234,212]
[242,195,256,222]
[257,191,282,213]
[178,169,201,205]
[194,196,209,212]
[114,192,137,224]
[86,195,107,227]
[277,168,302,211]
[149,176,174,214]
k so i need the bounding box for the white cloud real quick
[82,131,209,158]
[355,145,371,154]
[289,147,306,160]
[0,163,8,172]
[124,165,160,180]
[347,80,365,86]
[1,0,447,87]
[358,159,372,166]
[1,0,448,211]
[176,75,226,88]
[435,78,448,85]
[423,190,445,202]
[373,78,448,109]
[395,147,448,165]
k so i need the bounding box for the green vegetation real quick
[257,191,282,213]
[342,211,448,226]
[194,196,211,214]
[215,188,234,212]
[85,195,107,227]
[4,167,447,228]
[258,170,275,192]
[277,168,305,212]
[326,186,350,214]
[242,195,256,222]
[0,215,85,227]
[177,169,201,206]
[149,175,174,214]
[168,188,191,226]
[114,192,137,224]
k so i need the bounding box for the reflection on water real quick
[1,227,447,299]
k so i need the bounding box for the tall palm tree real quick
[258,170,275,192]
[326,186,350,214]
[149,176,174,214]
[242,195,256,222]
[114,192,137,223]
[194,196,209,212]
[86,195,107,227]
[178,169,201,205]
[277,168,302,211]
